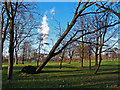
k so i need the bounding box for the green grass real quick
[2,60,120,88]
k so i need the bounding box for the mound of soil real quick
[21,65,37,74]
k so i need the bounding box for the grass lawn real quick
[2,60,120,88]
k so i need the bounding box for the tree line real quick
[0,0,120,79]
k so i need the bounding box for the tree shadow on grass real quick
[42,69,81,73]
[101,65,120,67]
[97,71,120,75]
[91,65,119,71]
[45,65,78,69]
[3,66,25,70]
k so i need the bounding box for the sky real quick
[35,2,119,54]
[35,2,78,53]
[3,2,78,56]
[3,2,119,57]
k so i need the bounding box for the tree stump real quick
[21,65,37,74]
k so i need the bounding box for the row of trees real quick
[36,1,119,74]
[0,2,42,79]
[0,1,120,79]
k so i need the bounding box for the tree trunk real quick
[36,53,54,73]
[37,59,39,67]
[59,59,62,69]
[37,44,40,67]
[88,44,92,70]
[69,50,74,64]
[81,30,84,68]
[22,57,24,64]
[35,2,88,73]
[1,8,3,65]
[94,52,102,74]
[7,18,14,80]
[60,54,64,69]
[1,43,3,63]
[15,48,18,64]
[35,19,76,73]
[81,56,83,67]
[95,37,98,66]
[22,58,24,64]
[68,58,72,64]
[89,54,91,70]
[0,23,2,70]
[95,50,98,66]
[22,47,25,64]
[94,32,103,74]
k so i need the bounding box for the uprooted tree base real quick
[21,65,38,74]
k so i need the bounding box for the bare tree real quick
[94,12,118,74]
[68,45,75,64]
[14,15,38,64]
[59,49,65,69]
[3,1,40,79]
[36,34,43,67]
[95,2,120,19]
[0,3,9,63]
[4,2,19,79]
[35,1,119,73]
[88,45,92,69]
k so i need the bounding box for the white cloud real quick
[37,8,55,48]
[38,15,50,48]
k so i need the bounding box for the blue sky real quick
[3,2,119,56]
[34,2,78,53]
[26,2,119,54]
[3,2,79,56]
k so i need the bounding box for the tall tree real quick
[0,4,9,63]
[3,2,39,79]
[4,2,18,79]
[37,34,43,67]
[68,45,75,64]
[59,49,65,69]
[35,1,119,73]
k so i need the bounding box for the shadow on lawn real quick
[42,69,81,73]
[97,71,120,75]
[45,65,78,69]
[3,64,119,75]
[3,66,23,70]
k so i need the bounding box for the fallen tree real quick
[21,1,120,74]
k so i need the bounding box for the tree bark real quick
[37,59,39,67]
[95,36,98,66]
[37,44,40,67]
[68,49,74,64]
[7,18,14,80]
[0,17,2,70]
[1,43,3,63]
[94,30,103,74]
[36,53,54,73]
[59,59,63,69]
[68,57,72,64]
[15,48,18,64]
[22,57,24,64]
[94,50,102,74]
[1,8,3,64]
[22,47,25,64]
[81,30,84,68]
[59,52,64,69]
[89,53,91,70]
